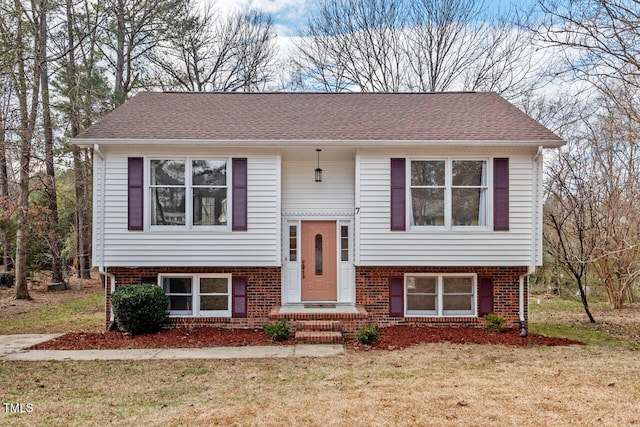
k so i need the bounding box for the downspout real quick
[519,145,544,337]
[93,144,116,329]
[93,144,106,275]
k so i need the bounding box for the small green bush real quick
[356,324,381,345]
[263,319,290,341]
[485,313,506,332]
[111,284,168,335]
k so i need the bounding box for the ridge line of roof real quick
[153,91,485,95]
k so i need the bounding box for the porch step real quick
[295,321,344,344]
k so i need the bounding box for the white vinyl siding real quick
[282,160,355,217]
[357,149,538,266]
[96,147,280,267]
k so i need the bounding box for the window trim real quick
[404,273,477,317]
[407,157,490,231]
[159,273,232,317]
[146,156,231,231]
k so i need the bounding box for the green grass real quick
[0,293,104,334]
[528,322,637,349]
[529,296,640,350]
[528,298,610,313]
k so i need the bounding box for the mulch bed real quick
[29,325,582,351]
[359,325,583,350]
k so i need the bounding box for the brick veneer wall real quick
[104,265,528,332]
[105,267,281,329]
[356,266,529,328]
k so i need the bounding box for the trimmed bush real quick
[111,284,169,335]
[356,324,381,345]
[263,319,290,341]
[485,313,506,332]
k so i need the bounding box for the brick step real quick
[296,320,342,332]
[295,331,343,344]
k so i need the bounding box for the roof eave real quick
[73,138,566,149]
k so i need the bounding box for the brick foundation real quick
[105,267,281,329]
[104,265,529,333]
[356,266,529,328]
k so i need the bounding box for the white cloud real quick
[210,0,308,35]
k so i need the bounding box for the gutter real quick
[519,145,544,337]
[72,137,566,149]
[93,145,116,330]
[93,144,106,274]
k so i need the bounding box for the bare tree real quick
[545,86,640,313]
[584,87,640,308]
[0,0,42,299]
[0,69,13,273]
[100,0,183,104]
[295,0,542,95]
[545,144,598,322]
[295,0,406,92]
[535,0,640,123]
[405,0,486,91]
[34,0,66,284]
[147,2,276,92]
[536,0,640,90]
[54,0,111,278]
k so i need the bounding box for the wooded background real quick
[1,0,638,319]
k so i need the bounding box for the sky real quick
[214,0,539,37]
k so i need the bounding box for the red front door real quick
[301,221,337,301]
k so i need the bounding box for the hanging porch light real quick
[315,149,323,182]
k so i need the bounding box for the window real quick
[315,234,323,275]
[405,274,476,316]
[161,274,231,317]
[150,158,228,228]
[340,225,349,262]
[410,159,487,228]
[289,225,297,261]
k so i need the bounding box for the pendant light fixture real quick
[315,149,323,182]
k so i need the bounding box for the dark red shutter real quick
[232,158,247,231]
[128,157,144,231]
[232,276,248,317]
[478,277,494,316]
[493,158,509,231]
[390,158,406,231]
[389,277,404,317]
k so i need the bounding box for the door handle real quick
[301,260,305,279]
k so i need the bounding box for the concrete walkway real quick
[0,334,345,361]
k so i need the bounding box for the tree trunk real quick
[13,0,40,300]
[576,278,595,323]
[72,146,90,279]
[14,110,32,299]
[114,0,126,105]
[38,0,63,283]
[0,111,11,272]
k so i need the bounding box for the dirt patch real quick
[0,273,103,320]
[30,325,581,350]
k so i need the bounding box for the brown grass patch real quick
[1,345,639,426]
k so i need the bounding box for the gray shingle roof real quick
[75,91,563,145]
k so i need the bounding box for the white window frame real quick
[404,273,477,317]
[408,158,489,231]
[147,157,231,231]
[159,273,232,317]
[339,221,351,262]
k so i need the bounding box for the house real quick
[73,92,563,340]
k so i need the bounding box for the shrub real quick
[356,324,381,345]
[485,313,506,333]
[111,284,168,335]
[263,319,290,341]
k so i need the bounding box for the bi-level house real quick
[73,92,563,339]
